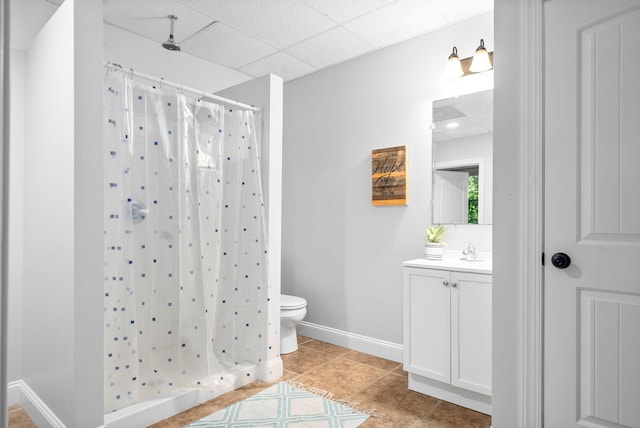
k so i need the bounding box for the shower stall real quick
[102,67,280,425]
[10,1,282,426]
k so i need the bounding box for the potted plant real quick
[424,224,446,260]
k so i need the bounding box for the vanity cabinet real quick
[402,259,492,414]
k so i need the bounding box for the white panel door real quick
[433,170,469,224]
[450,272,492,396]
[403,268,451,383]
[545,1,640,427]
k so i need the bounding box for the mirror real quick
[431,89,493,225]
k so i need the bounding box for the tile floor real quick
[9,406,38,428]
[8,336,492,427]
[149,336,491,428]
[8,405,36,428]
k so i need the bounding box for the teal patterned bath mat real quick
[184,381,372,427]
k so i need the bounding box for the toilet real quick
[280,294,307,354]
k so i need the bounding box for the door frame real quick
[521,1,544,427]
[494,0,544,426]
[0,0,9,425]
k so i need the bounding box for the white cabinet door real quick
[403,267,450,383]
[451,272,492,396]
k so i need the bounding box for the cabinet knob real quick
[443,280,449,286]
[452,282,458,288]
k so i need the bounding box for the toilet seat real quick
[281,294,306,310]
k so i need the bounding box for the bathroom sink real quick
[404,257,492,274]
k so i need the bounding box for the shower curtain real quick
[103,70,269,413]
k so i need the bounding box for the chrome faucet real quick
[462,242,477,261]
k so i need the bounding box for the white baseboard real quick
[297,321,403,362]
[260,357,283,382]
[7,380,67,428]
[408,373,492,415]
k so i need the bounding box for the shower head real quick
[162,15,181,52]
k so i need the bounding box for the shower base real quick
[103,364,257,428]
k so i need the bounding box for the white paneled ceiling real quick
[16,0,493,82]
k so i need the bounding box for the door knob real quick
[551,252,571,269]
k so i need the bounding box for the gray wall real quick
[7,48,24,384]
[282,13,494,346]
[22,0,104,426]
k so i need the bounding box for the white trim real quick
[495,0,544,425]
[104,389,200,428]
[297,321,403,363]
[259,357,283,383]
[434,158,484,170]
[7,380,67,428]
[408,373,492,415]
[521,1,545,427]
[0,1,9,423]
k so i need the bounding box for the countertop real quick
[402,257,492,274]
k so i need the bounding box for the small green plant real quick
[425,224,447,244]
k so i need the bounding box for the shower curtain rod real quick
[105,62,260,113]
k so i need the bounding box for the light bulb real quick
[444,46,464,78]
[469,39,492,73]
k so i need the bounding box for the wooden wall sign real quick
[371,145,407,205]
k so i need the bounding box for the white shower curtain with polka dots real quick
[103,71,269,414]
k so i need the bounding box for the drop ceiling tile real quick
[103,0,212,44]
[344,0,447,48]
[240,52,317,82]
[182,22,277,68]
[429,0,493,24]
[286,27,372,69]
[176,0,336,48]
[302,0,395,23]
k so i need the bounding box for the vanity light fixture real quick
[445,39,494,77]
[469,39,492,73]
